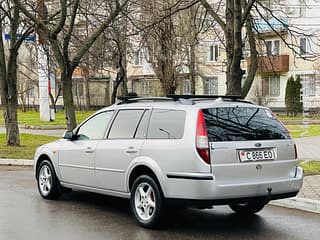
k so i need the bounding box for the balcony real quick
[248,55,289,73]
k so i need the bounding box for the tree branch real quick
[199,0,225,29]
[241,0,256,26]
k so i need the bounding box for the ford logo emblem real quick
[256,164,262,170]
[255,143,262,147]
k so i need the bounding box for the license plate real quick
[238,149,275,162]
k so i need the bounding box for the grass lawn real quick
[299,161,320,176]
[0,133,59,159]
[277,114,320,121]
[0,110,95,127]
[286,125,320,138]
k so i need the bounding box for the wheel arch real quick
[127,162,167,197]
[35,154,60,180]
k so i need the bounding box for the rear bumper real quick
[163,167,303,201]
[166,191,299,207]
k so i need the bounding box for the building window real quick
[134,50,143,66]
[266,40,280,55]
[300,37,308,56]
[182,79,191,94]
[203,77,218,95]
[208,44,219,62]
[73,83,84,97]
[28,86,35,97]
[141,80,151,96]
[262,75,280,97]
[299,74,316,96]
[300,0,307,17]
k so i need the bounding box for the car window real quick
[77,111,114,140]
[203,107,291,142]
[147,109,186,139]
[108,109,144,139]
[135,110,151,139]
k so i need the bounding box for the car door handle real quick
[126,146,138,154]
[85,147,95,154]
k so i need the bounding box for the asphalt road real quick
[1,166,319,240]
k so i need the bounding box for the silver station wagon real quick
[34,95,303,228]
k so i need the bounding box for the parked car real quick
[34,95,303,228]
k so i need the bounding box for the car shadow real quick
[54,190,290,239]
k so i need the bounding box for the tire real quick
[229,202,266,215]
[37,160,62,200]
[130,175,165,228]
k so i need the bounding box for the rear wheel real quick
[37,160,62,200]
[229,202,266,215]
[130,175,165,228]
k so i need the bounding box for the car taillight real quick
[196,110,210,164]
[294,143,298,160]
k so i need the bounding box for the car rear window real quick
[202,107,290,141]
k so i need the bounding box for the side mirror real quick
[63,131,74,140]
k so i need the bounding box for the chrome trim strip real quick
[59,163,94,170]
[95,167,125,173]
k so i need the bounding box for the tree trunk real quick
[189,43,196,95]
[226,0,243,96]
[62,72,76,130]
[241,15,258,98]
[111,72,123,104]
[84,75,91,110]
[2,57,20,146]
[3,99,20,146]
[0,5,20,146]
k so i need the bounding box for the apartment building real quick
[127,0,320,113]
[245,0,320,112]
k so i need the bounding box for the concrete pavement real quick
[0,125,65,137]
[294,136,320,160]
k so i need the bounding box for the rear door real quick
[94,109,149,192]
[202,106,297,184]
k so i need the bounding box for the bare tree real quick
[136,0,190,95]
[200,0,257,96]
[15,0,128,130]
[0,1,33,146]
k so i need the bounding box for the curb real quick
[1,159,320,214]
[270,198,320,214]
[0,124,66,130]
[0,159,33,166]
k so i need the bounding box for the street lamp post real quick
[37,0,50,121]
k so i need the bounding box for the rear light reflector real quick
[196,110,210,164]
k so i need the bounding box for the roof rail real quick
[166,94,243,101]
[166,95,254,105]
[117,96,172,104]
[117,95,253,105]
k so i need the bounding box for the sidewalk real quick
[270,175,320,213]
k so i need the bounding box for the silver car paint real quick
[34,100,303,201]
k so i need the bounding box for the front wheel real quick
[130,175,165,228]
[229,202,266,215]
[37,160,62,200]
